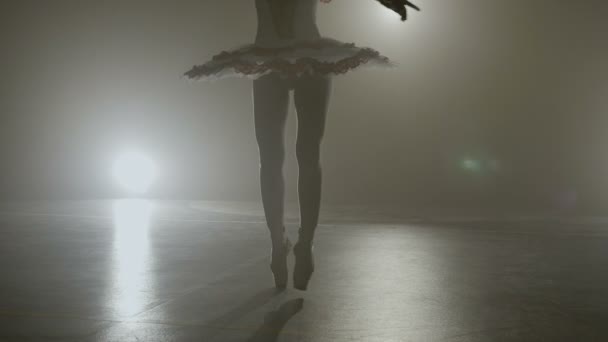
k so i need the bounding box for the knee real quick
[258,146,285,173]
[296,140,322,170]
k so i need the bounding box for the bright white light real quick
[111,199,154,317]
[112,150,158,195]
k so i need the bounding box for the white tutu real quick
[183,38,393,81]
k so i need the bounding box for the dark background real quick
[1,0,607,213]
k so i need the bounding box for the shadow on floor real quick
[200,288,279,341]
[246,298,304,342]
[201,288,303,342]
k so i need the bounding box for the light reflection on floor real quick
[110,199,155,318]
[333,229,451,337]
[1,201,608,341]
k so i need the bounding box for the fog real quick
[1,0,607,213]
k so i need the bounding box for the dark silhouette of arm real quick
[375,0,420,21]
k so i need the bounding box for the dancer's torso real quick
[255,0,321,47]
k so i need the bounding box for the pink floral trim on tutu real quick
[183,40,392,80]
[210,40,368,61]
[185,49,388,80]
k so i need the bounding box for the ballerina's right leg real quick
[253,74,290,245]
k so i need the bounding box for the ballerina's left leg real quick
[291,74,331,290]
[293,75,332,244]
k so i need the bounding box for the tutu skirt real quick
[183,38,392,81]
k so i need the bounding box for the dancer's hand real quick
[375,0,420,21]
[321,0,419,21]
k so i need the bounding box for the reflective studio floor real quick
[1,200,607,341]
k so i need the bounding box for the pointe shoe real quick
[293,241,314,291]
[270,237,292,289]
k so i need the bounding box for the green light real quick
[461,158,482,172]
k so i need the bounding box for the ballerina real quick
[184,0,419,291]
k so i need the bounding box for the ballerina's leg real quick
[293,75,332,244]
[253,74,290,244]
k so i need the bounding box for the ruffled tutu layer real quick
[183,38,392,81]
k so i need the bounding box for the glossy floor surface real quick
[1,200,607,341]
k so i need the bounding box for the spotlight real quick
[112,150,158,195]
[461,158,482,173]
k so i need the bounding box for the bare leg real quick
[293,75,332,245]
[253,74,290,245]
